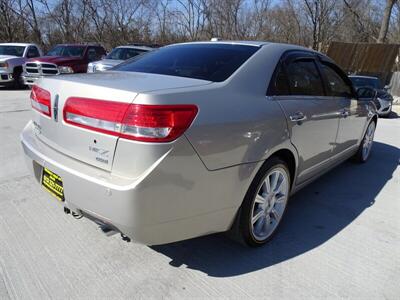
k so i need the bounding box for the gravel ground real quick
[0,88,399,299]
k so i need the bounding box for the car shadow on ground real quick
[151,141,399,277]
[387,110,399,119]
[0,86,29,91]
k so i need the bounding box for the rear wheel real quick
[354,121,376,163]
[239,157,290,247]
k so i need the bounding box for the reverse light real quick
[31,85,51,117]
[63,97,198,142]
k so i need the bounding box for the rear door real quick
[318,60,368,156]
[270,52,342,185]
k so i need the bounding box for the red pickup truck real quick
[22,44,106,86]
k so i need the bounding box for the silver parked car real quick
[87,45,155,73]
[21,41,377,247]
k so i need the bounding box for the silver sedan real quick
[21,41,377,246]
[87,45,154,73]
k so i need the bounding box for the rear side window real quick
[286,60,324,96]
[114,44,259,82]
[268,65,290,95]
[321,63,353,97]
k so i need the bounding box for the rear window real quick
[349,77,381,89]
[113,44,259,82]
[46,45,85,57]
[107,48,148,60]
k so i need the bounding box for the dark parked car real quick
[22,44,106,86]
[349,75,393,117]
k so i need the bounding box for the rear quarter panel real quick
[185,90,290,170]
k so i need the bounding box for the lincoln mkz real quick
[21,41,377,246]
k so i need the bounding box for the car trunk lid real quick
[31,72,211,171]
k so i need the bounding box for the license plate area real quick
[41,167,65,201]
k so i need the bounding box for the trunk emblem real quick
[53,95,59,122]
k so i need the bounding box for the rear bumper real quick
[21,121,242,245]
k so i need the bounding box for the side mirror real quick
[356,87,377,99]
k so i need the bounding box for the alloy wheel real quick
[250,167,289,241]
[362,122,375,161]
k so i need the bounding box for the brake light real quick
[63,97,198,142]
[31,85,51,117]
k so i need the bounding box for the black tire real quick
[354,120,376,163]
[238,157,291,247]
[380,109,392,118]
[12,68,23,89]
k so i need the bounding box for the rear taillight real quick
[31,85,51,117]
[63,97,198,142]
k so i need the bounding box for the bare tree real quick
[1,0,399,51]
[153,0,170,43]
[11,0,44,45]
[203,0,247,39]
[84,0,111,44]
[0,0,18,41]
[173,0,206,41]
[302,0,345,51]
[378,0,397,43]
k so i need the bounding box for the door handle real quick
[289,112,307,122]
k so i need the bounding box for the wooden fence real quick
[326,42,400,96]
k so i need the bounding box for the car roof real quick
[348,75,379,80]
[116,45,154,51]
[0,43,35,47]
[172,40,269,47]
[167,40,316,54]
[55,44,103,47]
